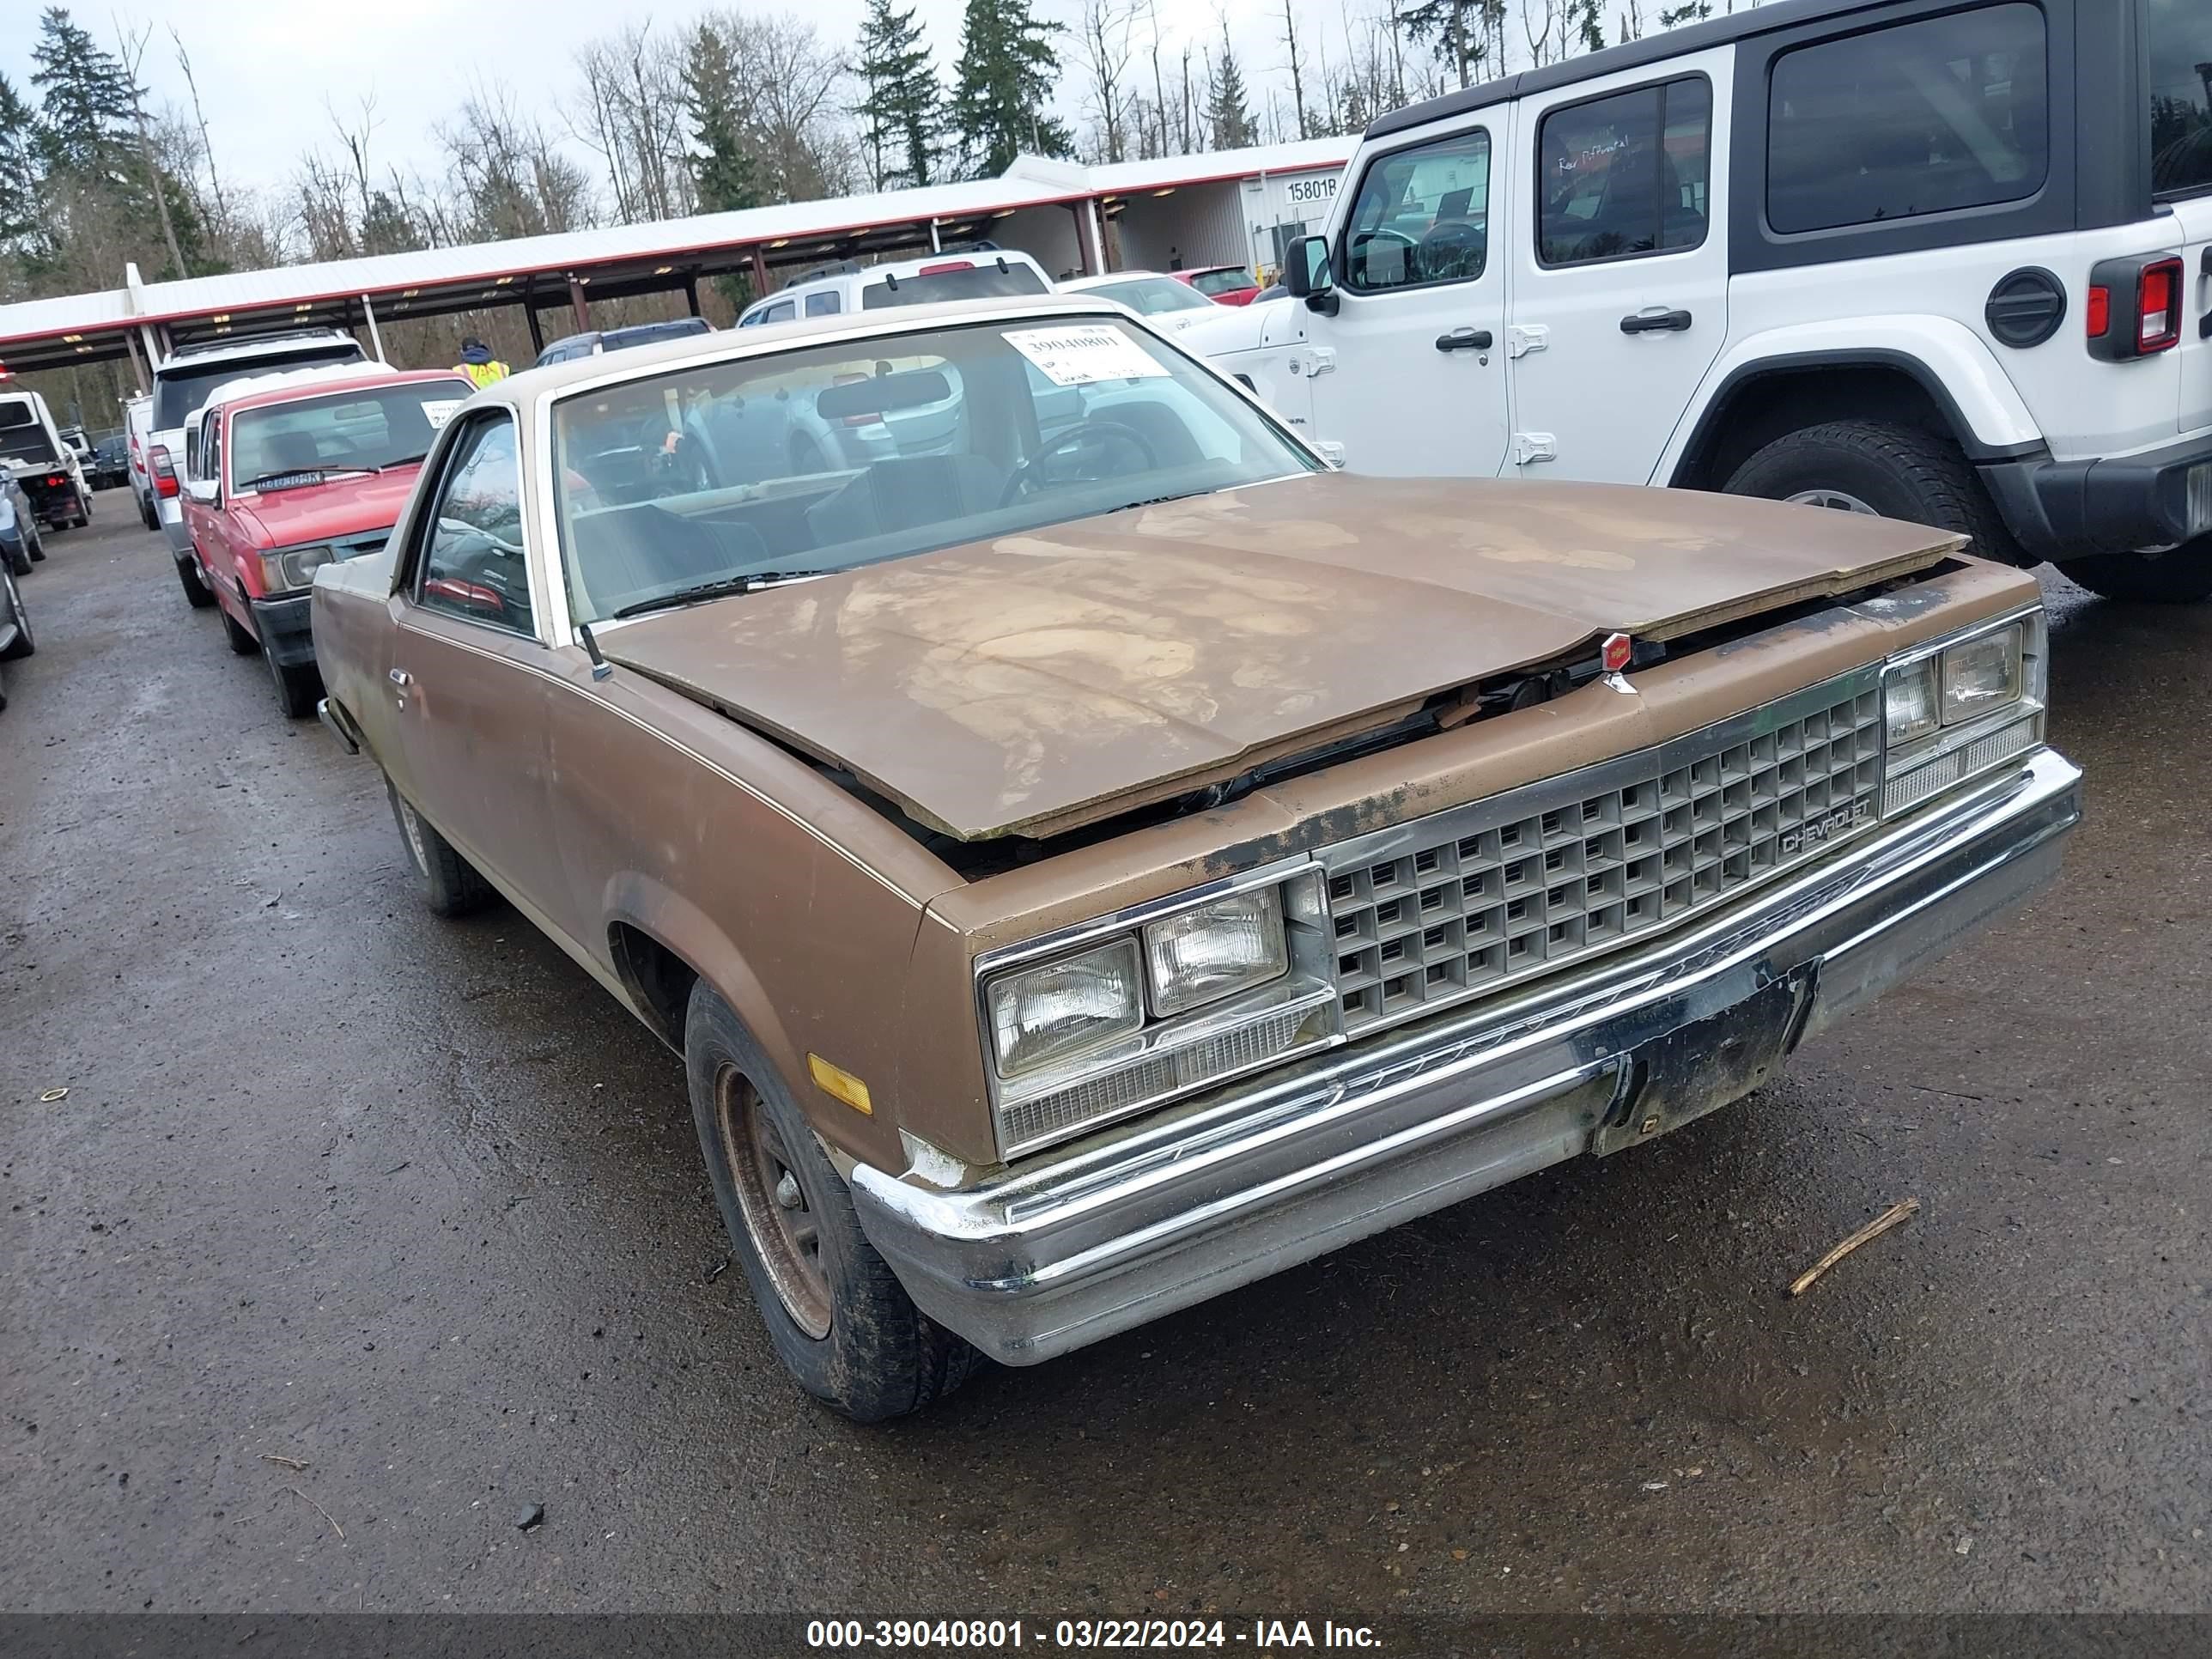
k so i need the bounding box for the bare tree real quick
[111,25,187,275]
[168,27,229,238]
[1079,0,1139,162]
[437,83,594,240]
[1280,0,1313,140]
[571,21,694,226]
[1519,0,1559,65]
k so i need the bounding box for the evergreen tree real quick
[951,0,1070,179]
[27,7,136,173]
[1206,24,1256,149]
[1398,0,1501,90]
[684,21,760,214]
[1573,0,1607,52]
[1656,1,1711,24]
[855,0,945,190]
[0,74,40,253]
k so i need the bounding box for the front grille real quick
[1322,675,1884,1036]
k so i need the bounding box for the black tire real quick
[3,538,27,579]
[138,492,157,531]
[221,605,258,655]
[176,554,215,610]
[1723,418,2018,562]
[2055,544,2212,604]
[684,980,978,1422]
[26,520,44,562]
[0,568,32,661]
[791,434,829,474]
[384,779,495,916]
[268,652,322,719]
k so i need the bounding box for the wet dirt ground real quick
[2,513,2206,1615]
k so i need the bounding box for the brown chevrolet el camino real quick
[313,295,2081,1419]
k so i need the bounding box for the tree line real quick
[0,0,1729,420]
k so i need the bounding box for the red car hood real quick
[233,469,420,546]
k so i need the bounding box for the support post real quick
[120,328,149,394]
[750,245,770,299]
[567,274,591,333]
[928,217,942,252]
[683,271,702,318]
[523,304,545,354]
[137,324,163,374]
[360,292,386,362]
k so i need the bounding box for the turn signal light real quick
[149,443,178,498]
[2085,285,2110,337]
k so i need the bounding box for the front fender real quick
[1659,317,2042,483]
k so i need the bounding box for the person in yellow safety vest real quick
[453,336,510,389]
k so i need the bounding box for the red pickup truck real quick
[182,368,471,715]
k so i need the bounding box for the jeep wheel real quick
[2055,545,2212,605]
[175,555,215,610]
[385,779,495,916]
[685,980,978,1422]
[1723,419,2017,562]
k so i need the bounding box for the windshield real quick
[552,315,1317,624]
[1086,276,1217,316]
[860,262,1048,309]
[229,380,471,489]
[154,344,368,430]
[1188,268,1256,296]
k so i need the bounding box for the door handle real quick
[389,668,412,687]
[1620,309,1692,334]
[1435,327,1494,352]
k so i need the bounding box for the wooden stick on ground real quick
[287,1486,344,1540]
[1789,1198,1922,1297]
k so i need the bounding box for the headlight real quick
[1940,624,2021,723]
[1881,608,2046,817]
[260,544,335,592]
[986,938,1143,1079]
[1883,658,1939,746]
[1143,886,1288,1015]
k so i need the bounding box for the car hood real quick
[233,470,421,546]
[602,474,1960,843]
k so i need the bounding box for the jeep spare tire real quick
[1723,419,2016,563]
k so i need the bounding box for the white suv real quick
[1194,0,2212,603]
[736,247,1051,327]
[149,328,368,608]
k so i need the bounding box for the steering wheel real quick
[1415,219,1484,282]
[647,434,718,499]
[1000,419,1158,507]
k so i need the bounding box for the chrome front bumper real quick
[851,749,2081,1365]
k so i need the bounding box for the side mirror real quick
[1284,234,1338,316]
[185,477,219,507]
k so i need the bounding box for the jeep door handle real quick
[1620,309,1692,334]
[1434,327,1493,352]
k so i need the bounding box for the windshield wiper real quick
[611,570,826,619]
[378,453,428,471]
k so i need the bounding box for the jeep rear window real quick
[2149,0,2212,198]
[860,263,1048,309]
[1766,3,2048,235]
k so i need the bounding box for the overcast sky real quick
[0,0,1309,204]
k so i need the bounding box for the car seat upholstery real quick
[569,503,769,612]
[803,454,1006,548]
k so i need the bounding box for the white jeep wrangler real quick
[1190,0,2212,602]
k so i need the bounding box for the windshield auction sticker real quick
[1005,324,1170,387]
[420,399,462,429]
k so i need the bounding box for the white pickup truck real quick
[1186,0,2212,603]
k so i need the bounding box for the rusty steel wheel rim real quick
[717,1063,833,1339]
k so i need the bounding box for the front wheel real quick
[1723,419,2017,562]
[267,652,322,719]
[0,568,33,661]
[3,538,27,579]
[175,555,215,610]
[385,779,495,916]
[685,981,978,1422]
[222,605,258,656]
[2056,544,2212,604]
[25,520,44,563]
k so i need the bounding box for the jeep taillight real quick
[2087,254,2185,361]
[149,443,178,498]
[2138,258,2183,353]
